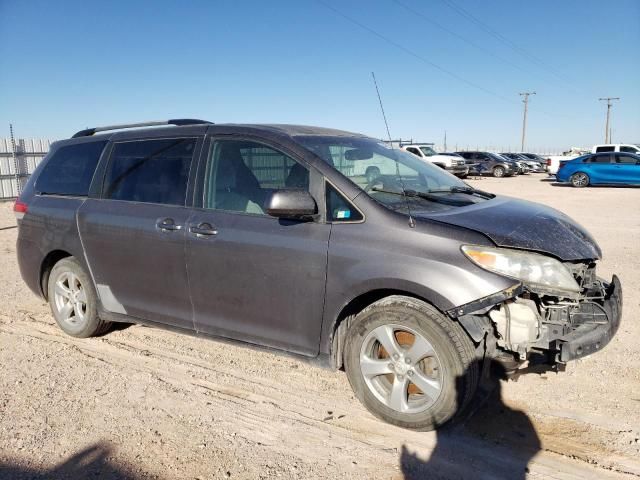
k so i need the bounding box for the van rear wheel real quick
[343,296,478,431]
[48,257,110,338]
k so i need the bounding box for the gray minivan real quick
[15,120,622,430]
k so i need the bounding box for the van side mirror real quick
[265,189,317,220]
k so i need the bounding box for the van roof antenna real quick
[371,72,415,228]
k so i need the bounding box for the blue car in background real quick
[556,152,640,187]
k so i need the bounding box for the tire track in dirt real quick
[2,310,638,479]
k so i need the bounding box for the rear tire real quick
[48,257,111,338]
[570,172,589,188]
[343,296,478,431]
[492,166,505,178]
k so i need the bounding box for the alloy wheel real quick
[53,271,88,326]
[571,172,589,187]
[359,324,443,414]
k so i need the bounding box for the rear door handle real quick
[190,222,218,237]
[156,218,182,232]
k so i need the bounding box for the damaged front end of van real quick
[427,197,623,372]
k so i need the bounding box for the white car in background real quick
[400,144,469,177]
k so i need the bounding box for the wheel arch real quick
[328,288,447,371]
[40,250,73,299]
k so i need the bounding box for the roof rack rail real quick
[71,119,213,138]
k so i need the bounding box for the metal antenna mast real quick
[598,97,619,144]
[371,72,415,228]
[519,91,536,151]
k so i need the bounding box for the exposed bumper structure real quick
[555,275,622,362]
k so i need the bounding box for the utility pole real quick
[599,97,619,143]
[444,130,447,151]
[519,91,536,151]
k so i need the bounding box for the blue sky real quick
[1,0,638,151]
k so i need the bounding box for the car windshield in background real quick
[294,135,489,213]
[489,153,508,162]
[419,146,437,156]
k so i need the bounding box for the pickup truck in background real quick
[400,144,469,178]
[592,144,640,154]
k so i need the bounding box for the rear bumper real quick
[555,275,622,362]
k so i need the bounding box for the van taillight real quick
[13,200,28,220]
[546,158,551,166]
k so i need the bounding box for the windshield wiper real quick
[370,187,473,205]
[425,186,494,199]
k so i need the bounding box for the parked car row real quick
[455,151,548,177]
[400,145,548,178]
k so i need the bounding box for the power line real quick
[392,0,545,81]
[315,0,517,105]
[598,97,619,144]
[439,0,574,87]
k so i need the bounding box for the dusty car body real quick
[15,121,622,430]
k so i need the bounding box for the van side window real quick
[406,147,421,157]
[36,141,106,196]
[204,140,309,215]
[326,184,363,222]
[620,146,638,154]
[103,138,196,206]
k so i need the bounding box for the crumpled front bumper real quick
[555,275,622,362]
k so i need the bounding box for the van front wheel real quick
[343,296,478,431]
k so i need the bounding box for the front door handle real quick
[156,218,182,232]
[190,222,218,237]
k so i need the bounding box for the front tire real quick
[492,166,505,178]
[343,296,478,431]
[570,172,589,188]
[48,257,111,338]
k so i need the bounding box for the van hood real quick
[418,196,602,261]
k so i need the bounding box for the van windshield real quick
[294,135,489,212]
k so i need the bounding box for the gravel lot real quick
[1,175,639,479]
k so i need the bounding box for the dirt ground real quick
[1,175,639,479]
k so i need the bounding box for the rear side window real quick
[36,141,106,196]
[103,138,196,206]
[595,146,615,153]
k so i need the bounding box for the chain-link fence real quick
[0,138,52,199]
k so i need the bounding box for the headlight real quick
[462,245,580,293]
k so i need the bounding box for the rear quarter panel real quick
[17,196,88,297]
